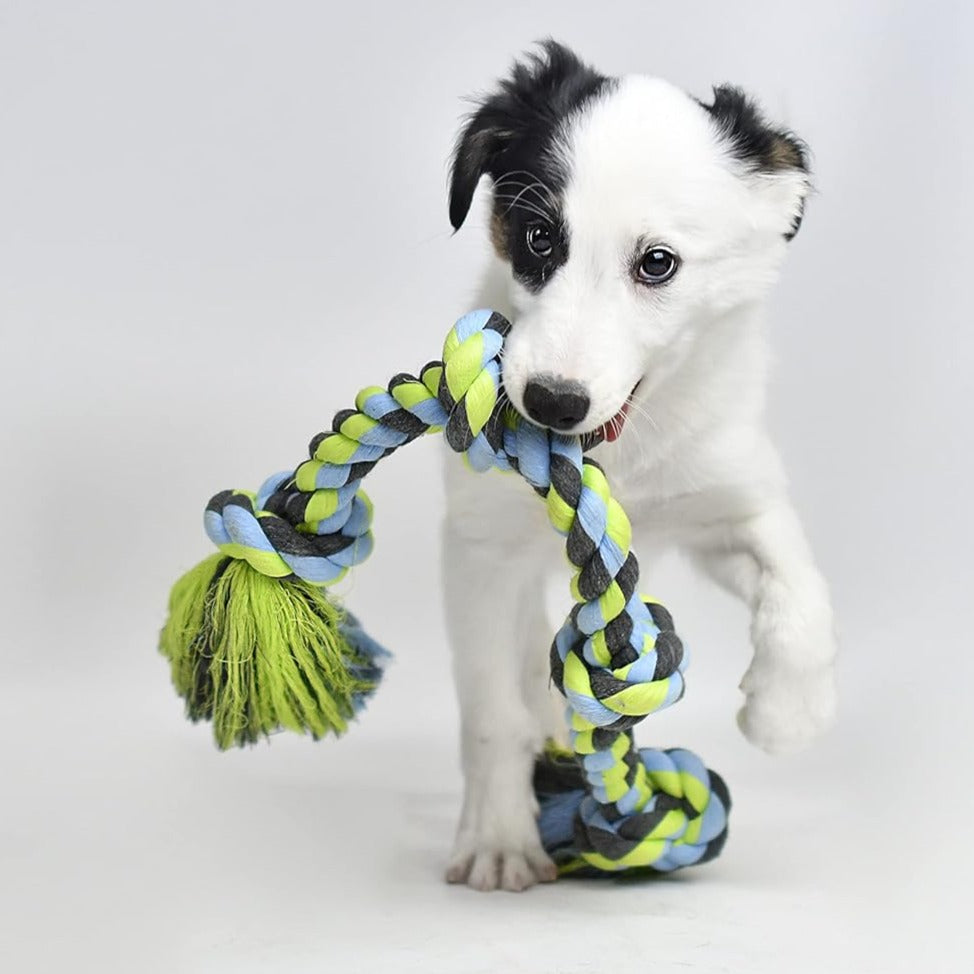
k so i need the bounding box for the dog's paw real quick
[737,659,837,755]
[445,794,557,891]
[446,841,557,892]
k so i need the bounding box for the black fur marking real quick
[449,40,613,291]
[785,197,806,241]
[702,85,808,174]
[701,84,809,239]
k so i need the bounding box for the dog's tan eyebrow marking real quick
[490,209,510,260]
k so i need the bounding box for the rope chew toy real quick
[160,309,729,875]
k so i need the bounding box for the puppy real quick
[442,41,836,892]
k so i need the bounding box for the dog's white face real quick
[449,44,809,442]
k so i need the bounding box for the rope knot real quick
[551,597,687,731]
[571,747,731,872]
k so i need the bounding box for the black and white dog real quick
[442,42,836,891]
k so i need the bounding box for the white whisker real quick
[493,170,559,208]
[493,193,554,223]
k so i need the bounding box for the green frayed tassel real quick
[159,554,379,749]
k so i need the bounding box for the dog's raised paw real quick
[737,660,837,755]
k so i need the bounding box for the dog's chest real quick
[584,433,736,546]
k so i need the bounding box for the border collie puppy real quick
[442,41,836,891]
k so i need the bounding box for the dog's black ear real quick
[448,100,510,231]
[703,85,810,238]
[449,40,608,230]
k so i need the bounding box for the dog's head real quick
[449,41,810,441]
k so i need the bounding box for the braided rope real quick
[197,308,729,874]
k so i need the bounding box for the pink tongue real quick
[597,400,632,443]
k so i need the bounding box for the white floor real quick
[4,575,967,974]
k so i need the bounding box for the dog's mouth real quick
[592,382,641,444]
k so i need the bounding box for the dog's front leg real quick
[690,496,838,754]
[441,500,558,891]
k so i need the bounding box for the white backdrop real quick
[2,3,971,972]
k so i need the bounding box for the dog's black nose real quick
[522,376,590,430]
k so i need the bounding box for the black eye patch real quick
[501,208,568,292]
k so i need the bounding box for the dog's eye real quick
[526,224,554,259]
[637,246,679,284]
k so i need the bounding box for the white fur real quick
[443,76,836,891]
